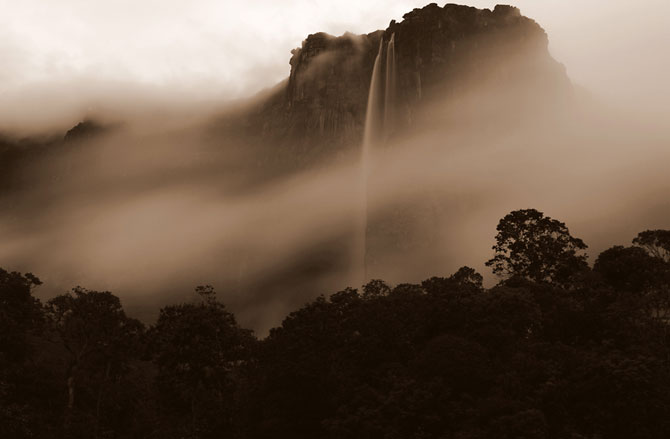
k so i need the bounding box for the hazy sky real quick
[1,0,669,130]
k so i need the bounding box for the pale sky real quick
[1,0,669,129]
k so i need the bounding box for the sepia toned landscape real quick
[1,1,669,438]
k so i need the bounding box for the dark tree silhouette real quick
[0,269,43,437]
[45,287,144,437]
[486,209,588,286]
[3,216,670,439]
[633,229,670,262]
[0,269,42,361]
[594,246,667,293]
[150,285,255,438]
[450,266,484,289]
[421,266,484,299]
[362,279,391,298]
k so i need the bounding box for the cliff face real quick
[242,31,382,163]
[386,4,568,122]
[240,3,570,160]
[284,31,382,150]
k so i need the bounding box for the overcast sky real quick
[1,0,669,130]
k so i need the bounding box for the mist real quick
[1,1,669,334]
[2,89,669,333]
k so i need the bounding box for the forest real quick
[2,208,670,439]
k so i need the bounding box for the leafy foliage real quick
[45,287,145,437]
[486,209,588,287]
[2,214,670,439]
[633,229,670,262]
[150,285,256,438]
[0,269,42,361]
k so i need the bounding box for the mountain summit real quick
[235,3,570,159]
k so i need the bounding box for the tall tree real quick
[45,287,144,437]
[594,246,666,294]
[0,269,42,362]
[150,285,255,438]
[633,229,670,262]
[0,269,43,437]
[485,209,588,287]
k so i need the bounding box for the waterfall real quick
[352,33,396,288]
[384,33,396,141]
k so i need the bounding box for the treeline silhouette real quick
[2,209,670,438]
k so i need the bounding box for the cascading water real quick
[352,33,396,287]
[384,33,396,141]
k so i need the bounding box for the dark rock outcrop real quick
[236,30,383,166]
[235,3,570,161]
[63,119,107,143]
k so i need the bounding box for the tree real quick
[595,244,670,325]
[633,229,670,262]
[362,279,391,298]
[45,287,144,437]
[150,285,255,438]
[0,269,43,438]
[450,266,484,290]
[0,269,42,362]
[485,209,588,287]
[594,246,666,294]
[421,266,484,299]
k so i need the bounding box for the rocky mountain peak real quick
[237,3,569,163]
[63,119,106,143]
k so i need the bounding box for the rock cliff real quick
[229,3,570,163]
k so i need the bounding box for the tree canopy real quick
[633,229,670,262]
[485,208,588,287]
[2,212,670,439]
